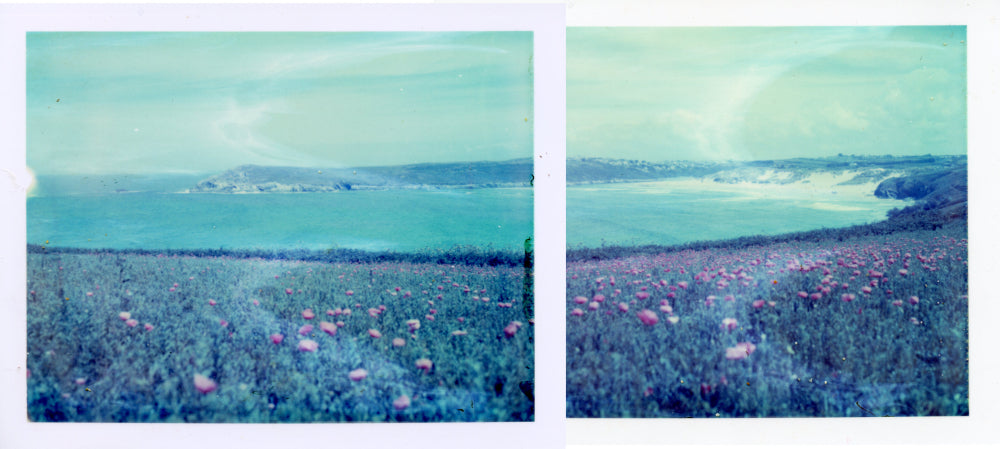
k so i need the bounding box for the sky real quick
[568,26,967,161]
[27,32,533,175]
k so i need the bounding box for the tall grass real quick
[566,226,967,417]
[27,252,534,422]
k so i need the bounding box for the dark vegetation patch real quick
[29,244,528,268]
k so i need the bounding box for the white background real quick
[2,1,998,448]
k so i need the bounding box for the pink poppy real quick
[298,339,319,352]
[302,309,315,320]
[368,329,382,338]
[219,319,228,327]
[725,342,756,360]
[285,288,293,295]
[637,309,658,326]
[319,321,337,336]
[119,311,131,321]
[126,319,138,327]
[635,292,650,300]
[722,318,738,331]
[752,299,765,308]
[667,316,680,325]
[570,308,584,316]
[415,358,433,372]
[345,290,354,296]
[348,368,368,381]
[592,294,606,303]
[208,299,216,306]
[194,374,217,394]
[392,338,406,347]
[270,333,284,344]
[503,323,519,338]
[298,324,313,335]
[144,323,154,331]
[393,394,411,410]
[617,302,629,313]
[909,296,919,305]
[573,296,588,304]
[451,330,468,336]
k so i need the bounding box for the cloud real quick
[27,32,533,175]
[209,99,323,167]
[569,27,967,160]
[827,102,870,131]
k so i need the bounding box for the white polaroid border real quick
[564,0,999,447]
[0,3,566,449]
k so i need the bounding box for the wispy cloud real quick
[569,27,965,161]
[27,32,533,175]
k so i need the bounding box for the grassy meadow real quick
[27,250,534,422]
[566,225,968,417]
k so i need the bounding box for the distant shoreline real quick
[27,242,530,268]
[567,211,965,262]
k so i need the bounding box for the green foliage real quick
[567,214,965,262]
[27,253,533,422]
[28,244,526,268]
[566,227,968,417]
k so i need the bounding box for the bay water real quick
[567,179,910,248]
[27,175,908,253]
[28,180,533,253]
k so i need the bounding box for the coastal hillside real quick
[567,154,966,186]
[877,167,968,222]
[189,158,534,193]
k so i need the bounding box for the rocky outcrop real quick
[877,167,967,221]
[189,159,534,193]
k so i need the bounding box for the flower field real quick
[27,251,534,422]
[567,226,968,417]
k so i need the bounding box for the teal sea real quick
[567,180,909,248]
[28,183,533,253]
